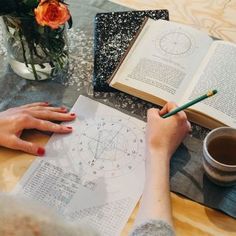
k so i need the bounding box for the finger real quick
[26,110,76,121]
[23,117,74,133]
[16,131,22,137]
[187,121,192,133]
[10,137,45,156]
[159,102,177,116]
[160,102,188,120]
[28,106,68,113]
[20,102,50,109]
[147,108,161,122]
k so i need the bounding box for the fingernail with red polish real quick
[70,113,76,116]
[37,147,45,156]
[44,102,49,105]
[67,126,73,130]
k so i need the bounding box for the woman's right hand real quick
[134,102,191,228]
[146,102,191,162]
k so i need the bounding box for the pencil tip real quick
[212,89,218,94]
[207,90,217,96]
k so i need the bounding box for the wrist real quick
[147,148,171,164]
[145,150,171,180]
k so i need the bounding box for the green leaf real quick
[21,0,39,14]
[0,0,17,16]
[67,16,73,29]
[22,0,38,8]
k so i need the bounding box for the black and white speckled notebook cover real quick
[93,10,169,92]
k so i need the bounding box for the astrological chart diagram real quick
[70,117,146,179]
[156,29,196,57]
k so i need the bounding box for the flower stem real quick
[29,48,39,80]
[19,31,29,67]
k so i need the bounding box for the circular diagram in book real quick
[70,117,145,178]
[157,31,195,56]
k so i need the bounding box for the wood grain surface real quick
[109,0,236,235]
[110,0,236,42]
[0,1,236,235]
[0,131,48,192]
[1,131,235,236]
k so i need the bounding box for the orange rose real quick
[34,0,70,29]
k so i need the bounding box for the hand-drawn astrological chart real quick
[156,29,195,56]
[71,117,145,178]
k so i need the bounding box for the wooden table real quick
[111,0,236,42]
[110,1,236,235]
[1,0,236,235]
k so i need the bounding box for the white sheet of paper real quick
[13,96,146,236]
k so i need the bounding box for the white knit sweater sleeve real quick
[130,220,175,236]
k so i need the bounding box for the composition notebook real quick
[93,9,169,92]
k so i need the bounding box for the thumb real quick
[159,102,178,116]
[147,108,161,122]
[11,137,45,156]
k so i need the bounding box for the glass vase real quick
[2,15,69,81]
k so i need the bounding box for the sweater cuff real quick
[129,219,175,236]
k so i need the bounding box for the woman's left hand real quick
[0,102,76,156]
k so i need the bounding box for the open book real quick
[109,18,236,129]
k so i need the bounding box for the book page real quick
[13,96,146,236]
[180,41,236,128]
[110,19,213,102]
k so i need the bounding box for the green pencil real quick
[162,90,218,119]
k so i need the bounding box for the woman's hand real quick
[146,102,191,162]
[134,102,191,228]
[0,102,76,156]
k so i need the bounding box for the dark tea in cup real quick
[203,127,236,186]
[208,135,236,166]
